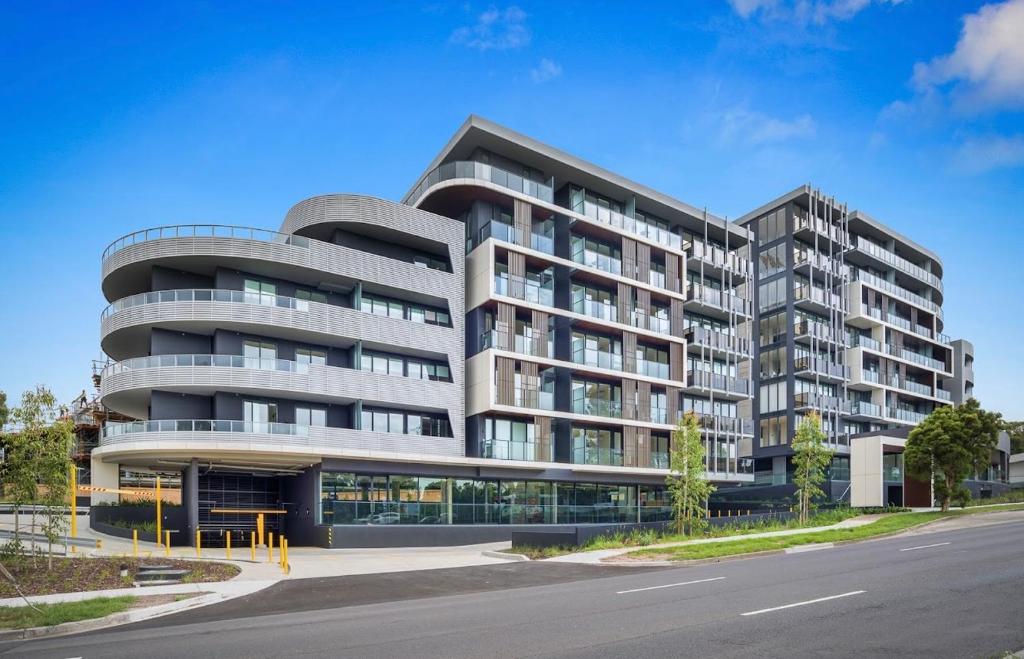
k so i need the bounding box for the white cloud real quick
[529,58,562,83]
[955,134,1024,173]
[450,6,531,51]
[728,0,902,25]
[912,0,1024,112]
[718,107,817,145]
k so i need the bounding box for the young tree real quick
[791,412,834,524]
[0,390,8,428]
[905,398,1001,512]
[666,411,716,536]
[1002,420,1024,455]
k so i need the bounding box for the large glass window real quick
[296,406,326,428]
[296,347,326,366]
[244,279,276,305]
[243,400,277,431]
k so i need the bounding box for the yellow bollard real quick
[251,531,256,561]
[267,532,274,563]
[96,538,102,550]
[156,476,162,547]
[132,529,139,558]
[226,532,232,560]
[165,531,171,557]
[257,514,265,547]
[196,529,202,558]
[279,536,286,570]
[282,538,289,574]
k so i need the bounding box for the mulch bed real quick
[0,557,240,597]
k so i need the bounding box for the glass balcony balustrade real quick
[103,224,310,261]
[571,244,622,276]
[650,452,670,469]
[482,222,555,255]
[510,388,555,411]
[571,397,623,419]
[102,353,310,377]
[571,347,623,372]
[102,288,319,319]
[851,237,942,291]
[687,370,750,396]
[407,160,554,206]
[850,401,883,417]
[631,310,671,334]
[494,274,554,307]
[573,298,619,323]
[572,199,683,250]
[686,326,750,356]
[102,419,307,439]
[571,446,624,466]
[480,438,552,462]
[480,330,553,359]
[852,269,942,318]
[635,359,670,380]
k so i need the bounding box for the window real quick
[243,340,277,369]
[244,279,276,305]
[296,347,326,366]
[244,400,278,429]
[296,407,326,427]
[296,288,327,305]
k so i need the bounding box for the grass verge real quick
[0,596,134,630]
[628,503,1024,561]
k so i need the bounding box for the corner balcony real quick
[100,289,458,363]
[793,212,849,249]
[793,284,846,314]
[848,400,884,421]
[494,274,554,307]
[97,420,464,459]
[684,240,752,282]
[481,329,553,359]
[405,160,554,207]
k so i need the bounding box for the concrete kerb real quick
[0,580,278,641]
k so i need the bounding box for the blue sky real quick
[1,0,1021,417]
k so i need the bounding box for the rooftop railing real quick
[103,224,309,261]
[407,160,554,206]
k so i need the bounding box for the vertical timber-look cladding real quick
[496,356,515,406]
[670,298,686,338]
[622,237,638,281]
[670,341,685,384]
[635,241,651,285]
[617,282,633,328]
[637,380,651,423]
[623,331,638,374]
[497,302,516,351]
[521,360,539,408]
[665,252,681,293]
[531,309,549,358]
[623,425,638,468]
[535,415,552,461]
[507,251,526,298]
[622,378,637,420]
[637,427,651,468]
[666,385,680,425]
[514,200,532,249]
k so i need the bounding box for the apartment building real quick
[92,117,757,547]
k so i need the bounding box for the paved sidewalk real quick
[544,515,883,564]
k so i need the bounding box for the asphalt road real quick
[5,513,1024,658]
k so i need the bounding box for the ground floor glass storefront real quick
[319,472,674,525]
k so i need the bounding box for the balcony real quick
[685,326,751,356]
[794,356,850,382]
[649,406,669,424]
[494,274,554,307]
[510,388,555,412]
[852,269,942,319]
[103,224,310,261]
[103,353,310,377]
[793,212,849,247]
[480,330,552,359]
[635,359,670,380]
[573,199,682,250]
[685,240,752,280]
[571,245,622,276]
[851,237,942,292]
[650,452,669,469]
[485,222,554,255]
[682,412,754,435]
[889,407,928,424]
[685,284,751,318]
[572,347,623,372]
[631,310,671,334]
[885,344,946,371]
[571,397,622,419]
[406,160,554,206]
[687,370,751,396]
[794,320,847,346]
[848,334,882,351]
[793,248,847,278]
[794,284,845,313]
[849,401,883,418]
[573,299,619,323]
[571,446,624,467]
[102,418,307,440]
[794,392,852,414]
[481,438,553,462]
[935,388,952,402]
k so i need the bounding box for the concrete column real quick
[186,459,199,546]
[89,456,119,505]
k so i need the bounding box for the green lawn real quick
[630,503,1024,561]
[0,596,135,630]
